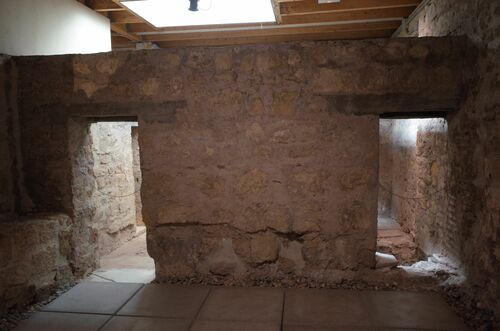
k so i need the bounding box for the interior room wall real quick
[12,37,466,284]
[0,0,111,56]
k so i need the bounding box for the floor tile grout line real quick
[97,283,145,331]
[37,310,114,316]
[280,288,286,331]
[187,287,212,331]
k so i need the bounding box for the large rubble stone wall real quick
[397,0,500,317]
[13,37,467,282]
[90,122,137,256]
[0,214,73,314]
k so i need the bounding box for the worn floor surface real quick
[86,229,155,283]
[16,282,467,331]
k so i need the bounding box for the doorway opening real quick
[377,117,450,268]
[70,118,154,283]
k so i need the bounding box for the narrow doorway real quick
[377,117,449,267]
[70,118,154,283]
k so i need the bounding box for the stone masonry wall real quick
[90,122,137,256]
[397,0,500,316]
[13,37,467,283]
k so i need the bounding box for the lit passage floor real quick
[86,230,155,284]
[16,282,467,331]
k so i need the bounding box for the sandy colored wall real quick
[13,37,467,281]
[0,0,111,56]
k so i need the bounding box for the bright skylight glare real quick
[120,0,276,28]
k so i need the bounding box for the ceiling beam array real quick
[79,0,421,49]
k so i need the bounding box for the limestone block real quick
[250,233,279,264]
[237,169,268,197]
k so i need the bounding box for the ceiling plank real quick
[143,20,401,42]
[155,29,394,47]
[279,0,420,15]
[281,6,415,24]
[128,22,278,34]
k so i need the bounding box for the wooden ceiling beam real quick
[108,10,144,24]
[281,6,415,24]
[279,0,420,15]
[111,23,143,42]
[80,0,124,11]
[155,29,393,47]
[143,20,401,43]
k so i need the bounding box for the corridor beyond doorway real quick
[377,117,449,265]
[86,230,155,283]
[70,119,155,283]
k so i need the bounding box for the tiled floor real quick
[16,282,467,331]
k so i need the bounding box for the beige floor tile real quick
[284,326,423,331]
[100,316,190,331]
[41,282,143,314]
[117,284,209,319]
[16,312,109,331]
[367,291,467,330]
[283,289,373,327]
[190,320,281,331]
[197,287,284,323]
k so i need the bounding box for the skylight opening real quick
[120,0,277,28]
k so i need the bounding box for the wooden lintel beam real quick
[281,6,415,24]
[279,0,420,15]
